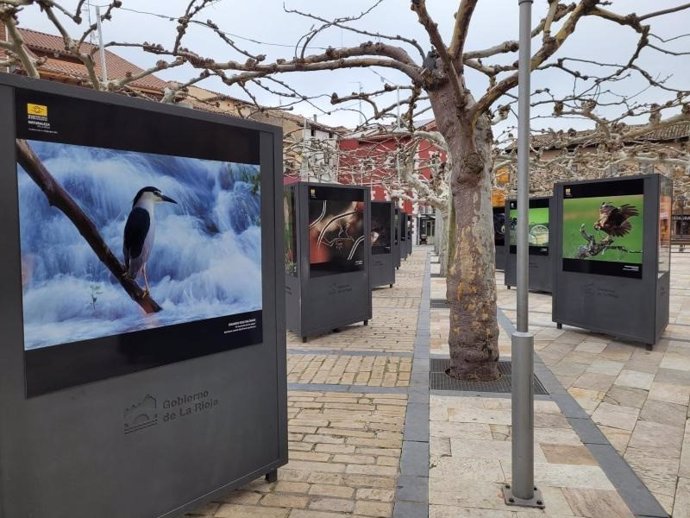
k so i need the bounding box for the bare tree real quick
[4,0,690,380]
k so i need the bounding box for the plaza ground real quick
[188,247,690,518]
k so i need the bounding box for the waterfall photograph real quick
[17,139,262,351]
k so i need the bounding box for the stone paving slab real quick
[287,354,412,387]
[429,394,634,517]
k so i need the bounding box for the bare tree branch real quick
[16,139,162,314]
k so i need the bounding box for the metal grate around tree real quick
[429,358,548,395]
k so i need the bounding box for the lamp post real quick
[502,0,544,509]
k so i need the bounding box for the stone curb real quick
[393,253,431,518]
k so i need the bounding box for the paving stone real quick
[260,494,310,509]
[648,382,690,406]
[628,421,684,453]
[639,399,688,428]
[308,484,355,499]
[572,372,617,392]
[562,488,634,518]
[214,504,290,518]
[307,497,355,513]
[591,402,641,431]
[586,359,626,376]
[354,500,394,516]
[615,370,655,390]
[532,463,615,490]
[540,443,597,465]
[602,386,649,409]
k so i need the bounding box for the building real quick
[1,26,343,182]
[337,121,447,242]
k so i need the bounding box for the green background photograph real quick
[509,207,549,246]
[562,194,644,264]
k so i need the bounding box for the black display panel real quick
[400,212,407,241]
[561,178,644,278]
[308,185,365,277]
[659,179,672,274]
[493,206,505,246]
[394,208,400,245]
[371,201,392,255]
[14,88,263,396]
[508,198,549,256]
[284,187,298,275]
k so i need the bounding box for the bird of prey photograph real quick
[562,194,644,264]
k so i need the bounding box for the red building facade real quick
[337,124,446,216]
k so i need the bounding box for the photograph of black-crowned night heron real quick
[16,139,262,351]
[123,186,178,295]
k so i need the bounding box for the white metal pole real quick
[504,0,543,509]
[95,6,108,83]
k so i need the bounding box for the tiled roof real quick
[530,121,690,150]
[17,28,168,92]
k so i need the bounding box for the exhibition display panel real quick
[494,206,507,271]
[393,207,402,269]
[370,201,396,288]
[0,75,287,517]
[285,182,372,341]
[406,213,413,256]
[399,211,409,260]
[552,174,670,345]
[504,196,553,293]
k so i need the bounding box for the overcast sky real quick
[15,0,690,133]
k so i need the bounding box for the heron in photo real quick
[123,186,177,294]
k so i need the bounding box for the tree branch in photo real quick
[16,139,162,314]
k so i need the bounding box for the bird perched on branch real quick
[593,202,639,238]
[123,186,177,294]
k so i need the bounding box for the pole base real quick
[502,484,545,509]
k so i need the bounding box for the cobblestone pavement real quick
[187,246,687,518]
[187,251,425,518]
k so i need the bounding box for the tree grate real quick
[429,358,548,395]
[430,298,449,309]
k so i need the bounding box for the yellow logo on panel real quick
[27,103,48,117]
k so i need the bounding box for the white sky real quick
[14,0,690,134]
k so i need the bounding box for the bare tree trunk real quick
[429,86,499,381]
[16,139,163,314]
[437,205,450,277]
